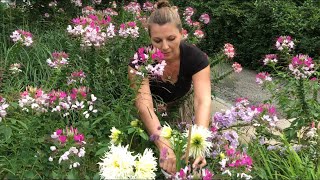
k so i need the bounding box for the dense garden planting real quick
[1,0,320,179]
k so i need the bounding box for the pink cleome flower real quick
[256,72,272,85]
[199,13,210,24]
[194,29,204,38]
[232,62,242,73]
[10,29,33,46]
[289,54,315,79]
[224,43,235,59]
[275,35,294,51]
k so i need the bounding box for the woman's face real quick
[149,23,182,61]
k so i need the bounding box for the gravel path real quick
[211,64,292,132]
[212,64,271,105]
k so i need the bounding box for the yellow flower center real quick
[113,160,120,168]
[192,134,204,148]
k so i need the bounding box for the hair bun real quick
[156,0,171,9]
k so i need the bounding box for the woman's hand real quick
[159,148,176,175]
[155,137,177,175]
[192,156,207,170]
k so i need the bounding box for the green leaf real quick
[105,58,110,64]
[67,171,76,180]
[15,120,28,130]
[0,125,12,140]
[95,146,108,156]
[10,102,18,109]
[139,132,149,140]
[82,121,90,129]
[52,171,59,179]
[92,112,110,126]
[24,171,36,179]
[38,137,45,143]
[93,173,100,180]
[127,127,135,134]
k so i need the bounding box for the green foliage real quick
[173,0,320,69]
[248,136,320,180]
[258,37,320,140]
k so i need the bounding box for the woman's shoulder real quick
[180,41,209,76]
[180,41,207,61]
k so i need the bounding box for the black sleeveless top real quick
[129,41,209,103]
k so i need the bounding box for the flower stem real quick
[185,125,192,166]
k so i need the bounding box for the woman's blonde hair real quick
[147,0,182,34]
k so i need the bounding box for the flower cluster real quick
[256,72,272,85]
[49,127,86,170]
[219,146,253,179]
[207,116,254,179]
[213,98,279,128]
[263,54,278,65]
[275,35,294,51]
[48,1,57,7]
[18,86,97,118]
[67,13,114,47]
[118,21,140,38]
[103,8,118,16]
[98,144,157,179]
[92,0,101,5]
[193,29,204,39]
[224,43,235,59]
[199,13,210,24]
[130,46,166,79]
[289,54,315,79]
[18,87,49,113]
[142,1,154,12]
[232,62,242,73]
[0,97,9,122]
[304,122,319,139]
[46,51,69,69]
[166,166,213,180]
[183,7,210,26]
[181,28,188,40]
[9,63,22,74]
[71,0,82,7]
[183,7,194,26]
[82,6,96,15]
[222,43,242,73]
[109,1,117,9]
[160,124,213,160]
[123,2,141,15]
[10,29,33,46]
[181,6,210,44]
[67,70,86,85]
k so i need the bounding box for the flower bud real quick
[138,128,144,134]
[48,156,53,162]
[50,146,57,151]
[220,152,225,159]
[130,119,139,127]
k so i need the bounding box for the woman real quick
[128,0,211,175]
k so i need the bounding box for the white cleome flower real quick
[98,144,136,179]
[133,148,157,179]
[183,125,213,159]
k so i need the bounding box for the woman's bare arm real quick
[192,65,211,128]
[128,66,161,137]
[128,66,176,174]
[128,66,172,148]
